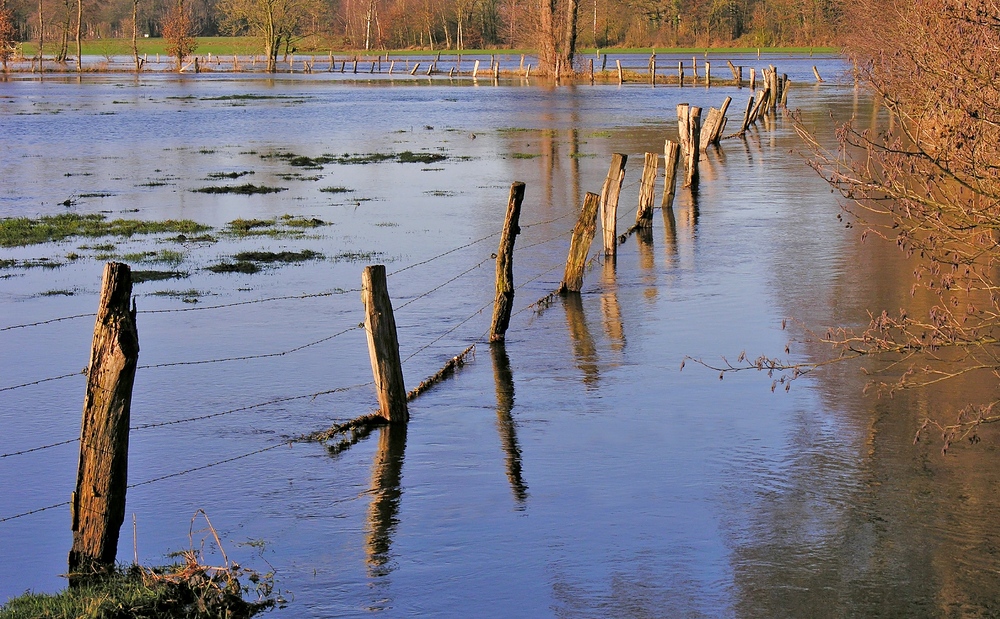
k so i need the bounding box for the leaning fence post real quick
[489,182,526,342]
[600,153,628,257]
[661,139,681,211]
[362,265,408,424]
[69,262,139,584]
[559,192,601,293]
[635,152,658,228]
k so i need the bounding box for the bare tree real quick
[218,0,318,72]
[702,0,1000,450]
[162,0,196,70]
[0,3,15,72]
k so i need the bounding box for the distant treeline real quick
[3,0,842,56]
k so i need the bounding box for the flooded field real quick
[3,54,1000,617]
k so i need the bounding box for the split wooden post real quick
[69,262,139,584]
[700,95,732,148]
[635,152,659,228]
[559,192,601,293]
[661,139,681,210]
[677,105,701,188]
[600,153,628,257]
[727,59,738,80]
[780,74,789,107]
[489,182,526,342]
[362,265,408,424]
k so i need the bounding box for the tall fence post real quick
[559,192,601,293]
[661,139,681,211]
[69,262,139,584]
[362,265,408,424]
[489,182,526,342]
[600,153,628,257]
[635,152,659,228]
[678,105,701,188]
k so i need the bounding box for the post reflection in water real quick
[600,258,625,352]
[490,343,528,506]
[365,424,406,579]
[562,293,600,388]
[636,227,657,301]
[662,204,679,266]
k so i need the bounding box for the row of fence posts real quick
[64,76,785,581]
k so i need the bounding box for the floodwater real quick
[3,54,1000,617]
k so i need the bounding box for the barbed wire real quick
[0,437,78,459]
[0,370,86,393]
[396,257,492,311]
[0,313,94,332]
[137,325,361,371]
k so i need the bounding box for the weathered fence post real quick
[69,262,139,584]
[812,65,823,82]
[635,152,658,228]
[489,182,526,342]
[677,104,701,188]
[589,58,595,84]
[661,139,681,211]
[738,94,755,136]
[473,59,480,77]
[749,67,756,91]
[616,59,623,84]
[600,153,628,257]
[559,192,601,293]
[362,265,408,424]
[678,61,684,86]
[705,60,711,86]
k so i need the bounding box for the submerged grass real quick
[132,270,189,283]
[193,184,286,195]
[224,216,329,238]
[0,214,210,247]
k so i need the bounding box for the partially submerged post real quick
[616,59,623,84]
[600,153,628,257]
[661,140,681,210]
[489,182,526,342]
[635,152,658,228]
[69,262,139,584]
[362,265,408,424]
[700,96,732,149]
[678,61,684,86]
[559,192,601,293]
[812,65,823,82]
[677,104,701,188]
[738,94,755,136]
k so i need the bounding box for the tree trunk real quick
[75,0,82,72]
[538,0,556,75]
[561,0,578,73]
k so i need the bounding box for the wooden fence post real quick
[678,105,701,188]
[559,192,601,293]
[489,182,526,342]
[678,61,684,86]
[661,139,680,211]
[635,152,658,228]
[705,60,710,86]
[738,94,755,136]
[600,153,628,257]
[69,262,139,584]
[813,65,823,82]
[616,59,623,84]
[362,265,408,424]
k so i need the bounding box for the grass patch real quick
[132,270,189,283]
[169,233,217,243]
[277,173,321,181]
[0,214,210,248]
[39,289,75,296]
[193,184,286,195]
[201,94,293,101]
[79,192,114,198]
[206,171,255,180]
[569,152,597,158]
[266,151,446,167]
[232,250,322,263]
[509,153,540,159]
[0,258,63,269]
[374,222,399,227]
[150,289,206,303]
[138,181,171,187]
[206,261,260,274]
[397,151,447,164]
[122,249,185,265]
[319,186,352,194]
[331,251,383,263]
